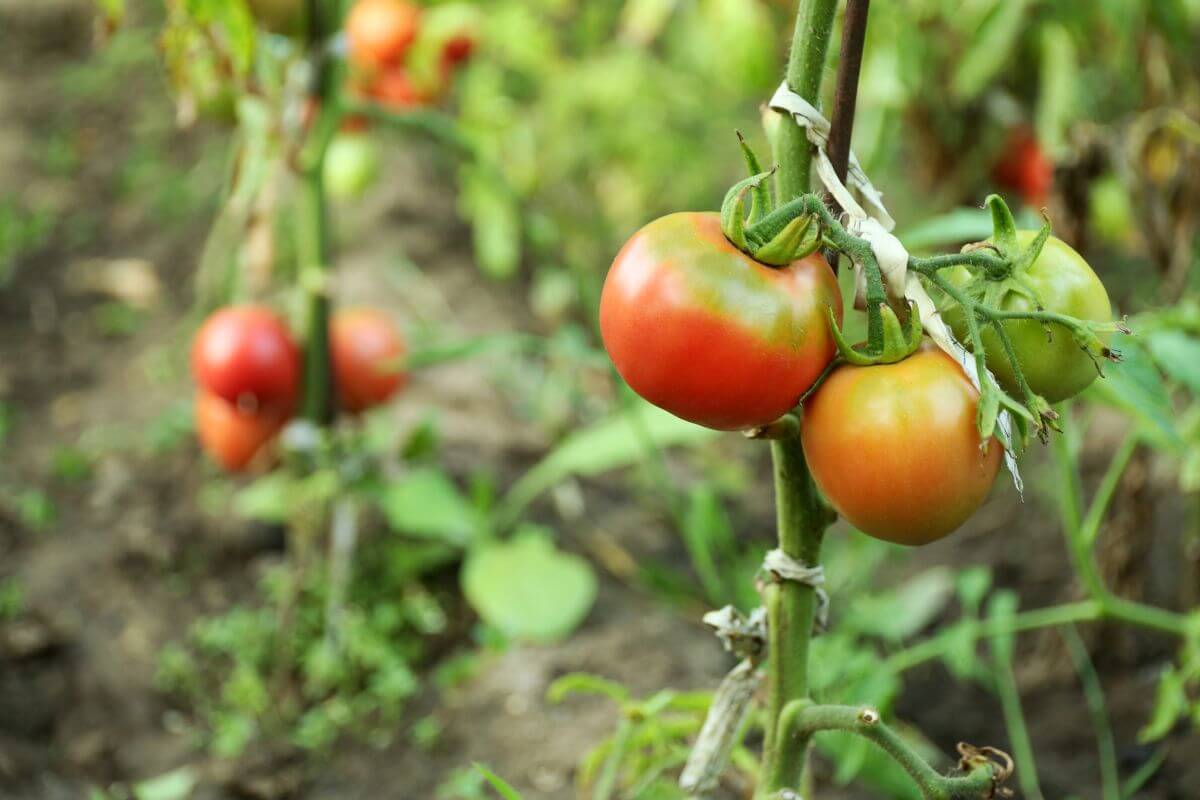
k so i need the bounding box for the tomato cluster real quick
[602,206,1113,547]
[191,305,407,471]
[345,0,477,112]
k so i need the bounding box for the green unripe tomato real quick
[324,134,380,200]
[1088,174,1135,247]
[944,232,1112,404]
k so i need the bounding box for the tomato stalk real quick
[755,1,839,796]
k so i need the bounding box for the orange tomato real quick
[801,342,1001,545]
[330,308,408,413]
[346,0,421,71]
[195,391,288,472]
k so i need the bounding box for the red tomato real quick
[366,68,432,109]
[600,212,842,431]
[191,306,301,408]
[195,391,288,472]
[801,342,1002,545]
[993,128,1053,208]
[440,34,476,68]
[346,0,421,71]
[330,308,408,413]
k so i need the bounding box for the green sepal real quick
[986,193,1019,254]
[977,381,1001,444]
[736,131,773,224]
[754,214,821,266]
[721,170,774,252]
[1011,218,1052,276]
[826,302,922,366]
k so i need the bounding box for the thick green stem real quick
[759,436,829,797]
[772,0,838,201]
[756,3,837,797]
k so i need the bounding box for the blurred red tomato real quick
[330,308,408,413]
[346,0,421,71]
[993,128,1053,208]
[367,68,433,109]
[191,306,301,408]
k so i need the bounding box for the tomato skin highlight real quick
[195,391,288,472]
[330,308,408,413]
[191,306,301,408]
[600,212,843,431]
[801,342,1002,546]
[346,0,421,71]
[944,232,1112,403]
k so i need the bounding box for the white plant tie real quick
[769,83,1022,492]
[762,548,829,631]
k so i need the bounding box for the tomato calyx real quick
[720,134,822,267]
[828,301,923,366]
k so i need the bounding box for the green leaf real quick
[474,764,525,800]
[1086,339,1182,450]
[462,167,521,280]
[897,207,992,252]
[461,526,596,642]
[1145,330,1200,394]
[133,768,197,800]
[951,0,1031,101]
[495,399,717,528]
[234,470,338,523]
[1035,24,1079,158]
[1139,666,1188,742]
[547,672,630,704]
[843,568,955,642]
[374,468,483,546]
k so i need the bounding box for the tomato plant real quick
[944,231,1113,404]
[191,306,301,409]
[346,0,421,72]
[802,342,1002,545]
[600,212,841,431]
[195,390,288,472]
[330,308,408,413]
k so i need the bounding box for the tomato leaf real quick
[951,0,1031,101]
[1086,338,1182,450]
[1036,24,1079,158]
[1145,330,1200,394]
[133,768,198,800]
[474,764,526,800]
[495,399,718,529]
[461,526,597,642]
[461,166,521,280]
[374,468,484,546]
[897,207,992,253]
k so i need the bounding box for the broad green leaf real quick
[951,0,1031,101]
[843,568,955,642]
[234,470,338,523]
[496,400,717,528]
[134,768,197,800]
[1086,339,1181,450]
[462,527,596,642]
[374,468,483,546]
[898,207,991,252]
[1145,330,1200,394]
